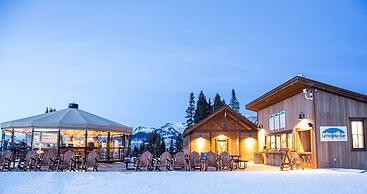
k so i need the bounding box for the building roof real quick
[0,104,132,134]
[246,76,367,112]
[183,105,257,137]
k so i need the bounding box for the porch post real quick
[209,132,212,153]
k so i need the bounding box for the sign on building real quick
[320,126,348,142]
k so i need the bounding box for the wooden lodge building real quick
[246,76,367,169]
[183,105,258,161]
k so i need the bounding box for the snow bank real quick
[0,170,366,194]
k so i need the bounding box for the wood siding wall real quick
[257,92,318,168]
[314,89,367,169]
[183,108,258,160]
[258,93,314,133]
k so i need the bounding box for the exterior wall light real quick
[298,112,305,120]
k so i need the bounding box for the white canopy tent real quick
[1,104,132,134]
[0,103,132,162]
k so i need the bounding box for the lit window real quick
[266,136,270,149]
[351,120,365,149]
[270,135,275,149]
[276,135,281,149]
[281,134,287,149]
[60,129,86,147]
[287,133,293,149]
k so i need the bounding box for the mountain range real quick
[131,115,257,149]
[131,122,184,148]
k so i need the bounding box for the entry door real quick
[215,139,228,154]
[296,130,311,152]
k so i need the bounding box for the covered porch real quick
[183,105,258,161]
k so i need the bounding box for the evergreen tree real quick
[168,139,174,154]
[144,130,162,157]
[175,133,183,152]
[194,91,211,123]
[229,89,240,112]
[213,93,225,111]
[45,107,49,113]
[159,140,166,155]
[207,98,213,113]
[185,92,196,128]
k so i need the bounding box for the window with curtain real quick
[351,120,365,149]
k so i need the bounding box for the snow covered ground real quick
[0,169,366,194]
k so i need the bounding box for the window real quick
[269,111,286,130]
[351,120,365,149]
[274,113,280,130]
[2,129,12,148]
[60,129,86,147]
[87,131,108,148]
[281,134,287,149]
[287,133,293,149]
[266,136,270,149]
[269,115,274,130]
[276,135,281,149]
[13,128,32,147]
[32,129,58,149]
[280,111,286,128]
[270,135,275,149]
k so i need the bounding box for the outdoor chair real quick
[172,151,187,171]
[35,149,58,171]
[188,151,202,171]
[219,151,234,171]
[81,151,99,171]
[204,151,219,171]
[292,151,305,170]
[135,151,154,171]
[57,150,76,172]
[155,151,172,171]
[17,150,37,171]
[0,151,13,171]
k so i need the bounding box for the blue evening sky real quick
[0,0,366,127]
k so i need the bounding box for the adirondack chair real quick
[35,149,58,171]
[154,151,172,171]
[280,150,306,171]
[204,151,219,171]
[17,150,37,171]
[172,151,187,170]
[292,151,305,170]
[57,150,75,172]
[219,151,234,171]
[81,151,99,171]
[0,151,13,171]
[188,151,202,171]
[135,151,153,171]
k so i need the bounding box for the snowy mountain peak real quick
[131,122,185,148]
